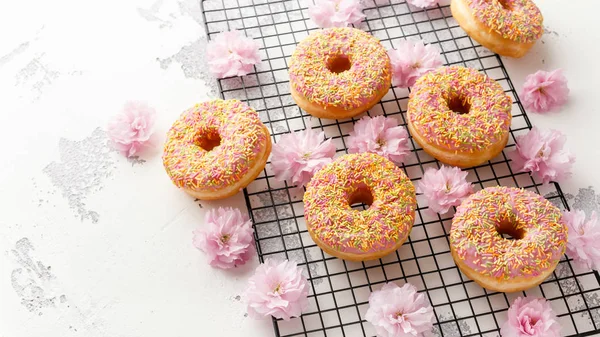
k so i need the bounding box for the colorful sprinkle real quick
[467,0,543,43]
[162,99,268,192]
[408,66,512,152]
[289,27,391,111]
[303,153,416,255]
[450,186,567,280]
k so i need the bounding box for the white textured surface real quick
[0,0,599,336]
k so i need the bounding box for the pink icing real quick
[450,186,567,280]
[408,66,512,152]
[162,99,268,192]
[467,0,543,43]
[288,27,391,111]
[303,153,416,255]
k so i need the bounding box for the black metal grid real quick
[200,0,600,336]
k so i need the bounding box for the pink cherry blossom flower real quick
[563,210,600,271]
[206,30,261,78]
[365,282,435,337]
[501,297,561,337]
[107,101,156,157]
[308,0,365,28]
[192,207,255,269]
[270,127,337,187]
[521,69,569,113]
[389,40,443,88]
[347,116,411,165]
[406,0,440,8]
[245,259,309,321]
[508,127,575,184]
[417,165,473,214]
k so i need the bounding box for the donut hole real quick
[196,129,221,152]
[348,186,373,210]
[448,96,471,115]
[497,0,512,10]
[327,55,352,74]
[496,221,525,240]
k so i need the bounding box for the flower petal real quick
[509,127,574,184]
[389,40,443,88]
[347,116,411,164]
[417,165,473,214]
[192,207,254,269]
[206,30,261,78]
[501,297,561,337]
[106,101,157,157]
[271,128,336,187]
[365,282,435,337]
[520,69,569,114]
[309,0,365,28]
[244,259,309,321]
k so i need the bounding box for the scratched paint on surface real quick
[544,186,600,328]
[546,186,600,214]
[432,313,473,337]
[1,25,82,102]
[157,36,217,92]
[15,54,60,100]
[139,0,218,94]
[564,186,600,214]
[0,42,30,68]
[10,238,65,315]
[127,156,146,166]
[43,128,115,223]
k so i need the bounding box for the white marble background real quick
[0,0,599,336]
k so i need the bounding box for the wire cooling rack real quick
[200,0,600,336]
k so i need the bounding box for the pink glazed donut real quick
[303,153,416,261]
[407,66,512,168]
[289,27,392,119]
[450,186,567,292]
[451,0,544,57]
[162,99,271,200]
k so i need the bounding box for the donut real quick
[162,99,271,200]
[289,27,392,120]
[451,0,543,58]
[303,153,416,261]
[450,186,567,292]
[407,66,512,168]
